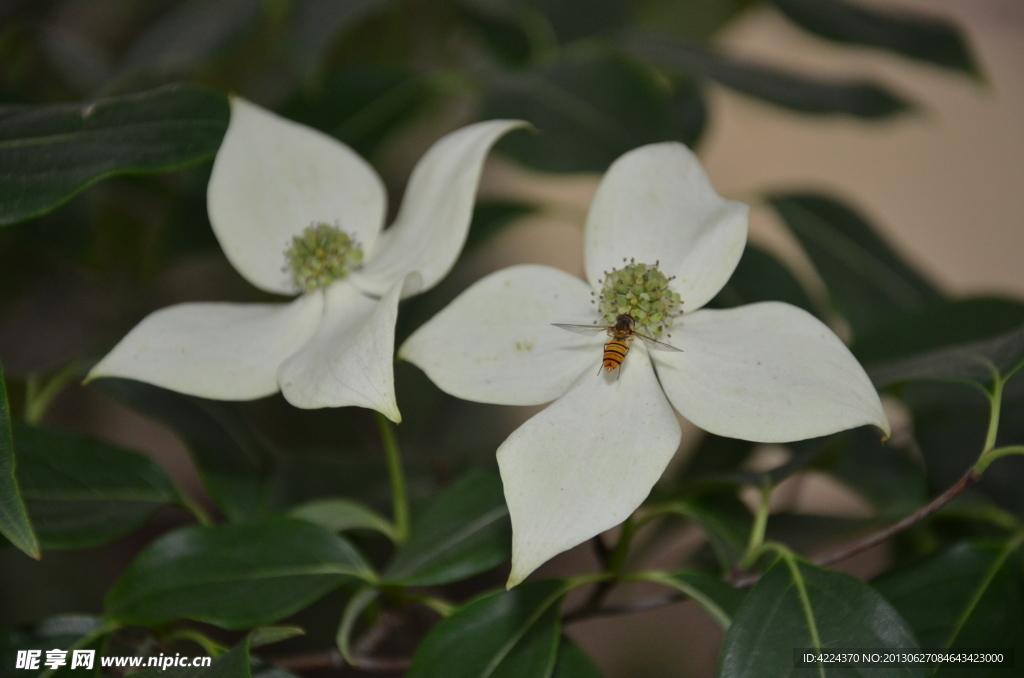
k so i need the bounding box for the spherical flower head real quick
[285,223,364,292]
[598,260,681,335]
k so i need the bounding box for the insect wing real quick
[551,323,609,336]
[635,333,683,352]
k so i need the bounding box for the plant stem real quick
[742,476,772,568]
[974,445,1024,475]
[179,494,213,527]
[375,412,409,544]
[812,468,978,569]
[24,362,83,425]
[981,376,1003,454]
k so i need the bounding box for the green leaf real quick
[13,423,181,549]
[383,471,511,586]
[407,580,565,678]
[335,586,379,665]
[770,0,978,76]
[0,615,109,678]
[551,637,602,678]
[0,85,228,227]
[874,539,1024,665]
[0,361,38,559]
[113,0,263,85]
[718,555,924,678]
[769,194,942,337]
[283,65,435,157]
[822,426,928,519]
[96,379,280,522]
[127,633,251,678]
[868,323,1024,389]
[482,46,705,172]
[624,33,911,118]
[288,0,391,73]
[289,498,396,541]
[672,492,752,570]
[247,626,305,649]
[105,517,373,630]
[709,245,815,314]
[853,297,1024,368]
[531,0,630,44]
[642,571,745,629]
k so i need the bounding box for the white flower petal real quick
[498,348,682,587]
[208,97,387,295]
[400,264,600,406]
[653,302,890,443]
[351,120,528,298]
[583,143,748,311]
[278,277,411,421]
[87,294,323,399]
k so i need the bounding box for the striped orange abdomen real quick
[602,338,629,371]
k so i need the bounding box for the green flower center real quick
[597,260,681,335]
[285,223,364,292]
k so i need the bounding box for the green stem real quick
[179,494,213,527]
[742,477,772,568]
[161,629,228,657]
[25,362,82,425]
[375,412,409,545]
[607,517,636,573]
[974,445,1024,476]
[981,376,1003,454]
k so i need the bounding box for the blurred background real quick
[1,0,1022,676]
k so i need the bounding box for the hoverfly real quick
[553,314,682,375]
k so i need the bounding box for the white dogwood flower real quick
[88,97,525,422]
[401,142,890,586]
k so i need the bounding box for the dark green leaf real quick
[0,85,228,227]
[822,426,927,519]
[335,586,378,665]
[551,637,602,678]
[13,423,181,549]
[719,556,924,677]
[709,245,815,314]
[868,323,1024,389]
[530,0,629,44]
[0,615,108,678]
[645,571,745,629]
[0,361,38,559]
[290,497,395,540]
[906,378,1024,519]
[624,33,911,118]
[673,492,752,570]
[105,518,372,630]
[770,194,942,337]
[771,0,978,76]
[288,0,391,73]
[853,297,1024,367]
[96,379,280,522]
[384,471,510,586]
[483,47,705,172]
[128,634,249,678]
[407,580,565,678]
[247,626,305,649]
[283,66,435,157]
[874,540,1024,671]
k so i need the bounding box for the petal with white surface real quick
[208,97,387,295]
[400,264,600,406]
[498,348,682,587]
[652,302,890,443]
[87,294,323,400]
[584,143,748,311]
